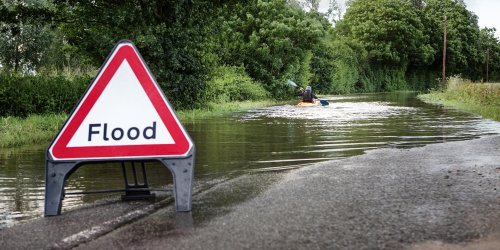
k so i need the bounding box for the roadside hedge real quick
[0,73,90,117]
[205,66,270,103]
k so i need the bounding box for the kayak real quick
[297,100,320,107]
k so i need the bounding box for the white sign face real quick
[48,41,193,160]
[67,59,174,147]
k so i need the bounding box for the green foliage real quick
[330,36,368,94]
[444,78,500,106]
[310,40,337,94]
[338,0,434,66]
[309,35,366,94]
[419,79,500,121]
[331,0,494,92]
[332,0,439,93]
[205,66,270,103]
[0,113,67,147]
[51,0,221,109]
[423,0,482,80]
[214,0,326,98]
[0,73,90,117]
[0,23,54,72]
[478,28,500,82]
[0,0,60,72]
[358,66,407,92]
[405,69,439,90]
[294,50,314,89]
[1,0,500,116]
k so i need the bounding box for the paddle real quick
[287,79,300,89]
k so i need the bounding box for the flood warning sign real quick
[48,41,193,161]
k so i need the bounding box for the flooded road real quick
[1,92,499,228]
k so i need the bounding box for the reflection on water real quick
[1,92,499,228]
[0,147,45,228]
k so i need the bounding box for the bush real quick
[419,77,500,121]
[405,69,439,91]
[205,66,270,103]
[0,114,68,147]
[327,37,367,94]
[0,73,90,117]
[444,77,500,106]
[358,66,407,92]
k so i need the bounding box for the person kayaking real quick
[295,85,317,103]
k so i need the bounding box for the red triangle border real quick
[49,42,192,160]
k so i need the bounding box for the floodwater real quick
[0,92,499,228]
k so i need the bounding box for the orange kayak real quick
[297,100,320,107]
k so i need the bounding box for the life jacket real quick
[303,89,313,102]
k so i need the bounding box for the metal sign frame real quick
[45,40,195,216]
[45,151,195,216]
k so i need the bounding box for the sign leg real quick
[161,155,195,212]
[45,161,79,216]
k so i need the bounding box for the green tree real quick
[478,28,500,81]
[338,0,433,66]
[50,0,237,109]
[423,0,482,80]
[0,0,57,72]
[335,0,434,91]
[0,23,54,72]
[215,0,325,97]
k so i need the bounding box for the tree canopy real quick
[338,0,434,66]
[1,0,499,111]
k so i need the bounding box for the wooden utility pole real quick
[442,15,447,89]
[486,48,489,83]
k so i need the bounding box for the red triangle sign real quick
[49,41,193,161]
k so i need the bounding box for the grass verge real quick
[0,114,68,148]
[418,79,500,121]
[0,100,280,148]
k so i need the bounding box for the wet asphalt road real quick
[1,136,500,249]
